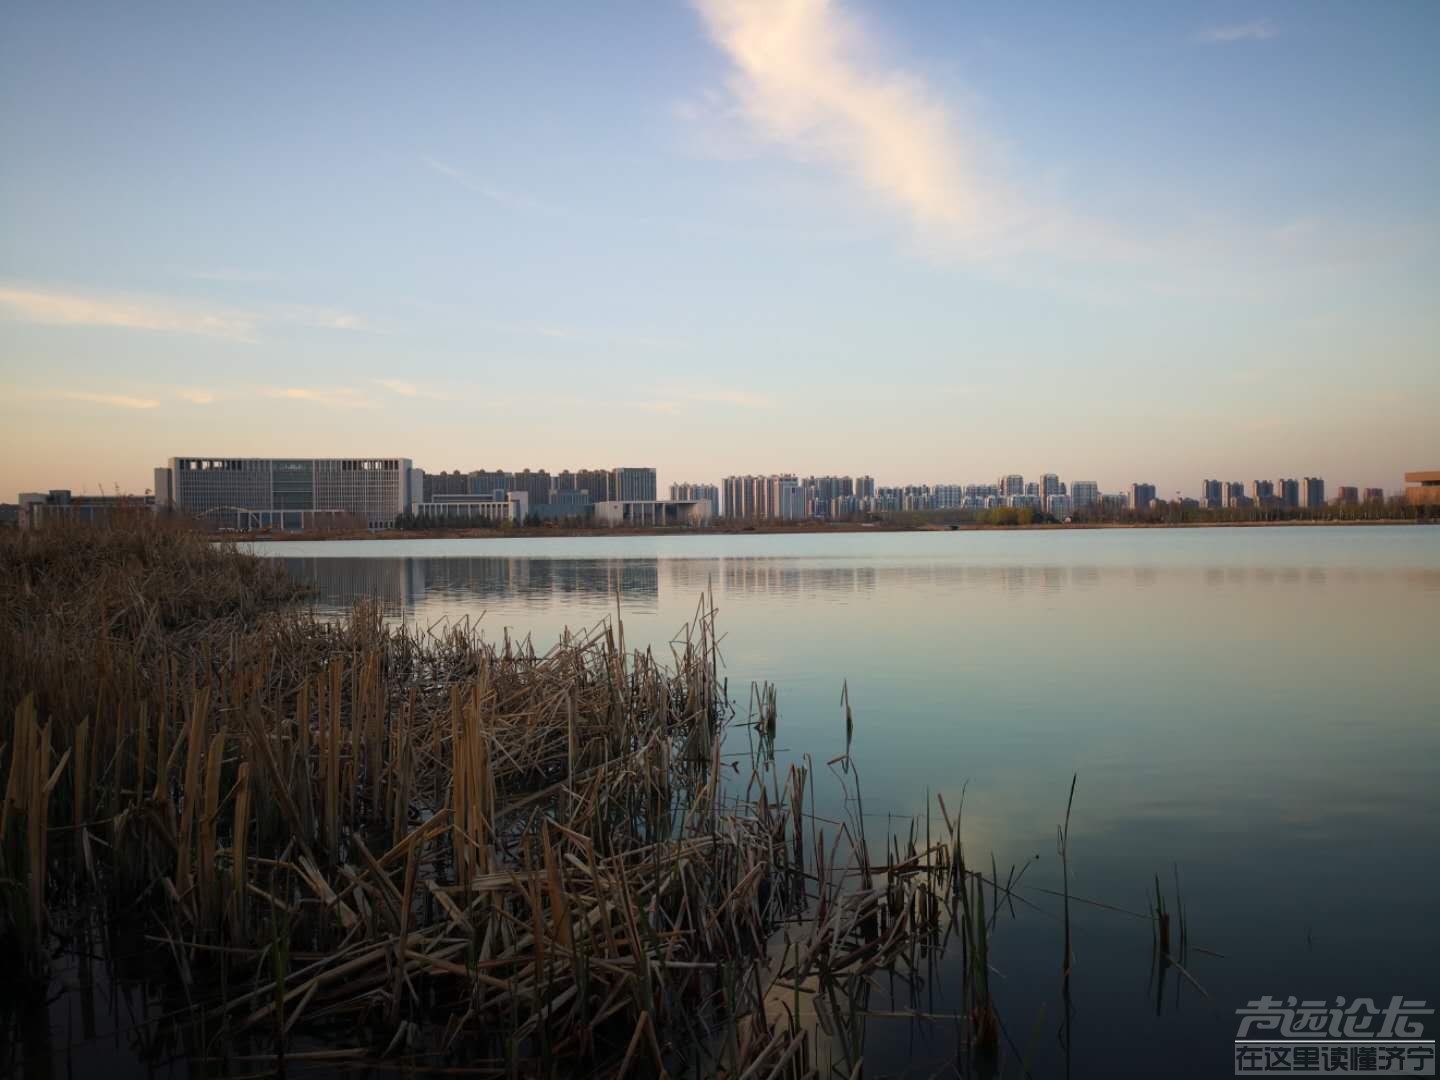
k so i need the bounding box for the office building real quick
[411,492,529,526]
[593,499,712,527]
[1403,471,1440,508]
[18,489,155,529]
[159,457,414,530]
[1301,477,1325,509]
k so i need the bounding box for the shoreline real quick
[230,517,1431,542]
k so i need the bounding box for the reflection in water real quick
[288,553,1439,620]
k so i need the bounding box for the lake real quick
[246,526,1440,1077]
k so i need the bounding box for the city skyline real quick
[3,2,1437,498]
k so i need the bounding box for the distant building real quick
[1071,481,1099,510]
[1047,494,1072,518]
[1301,477,1325,509]
[1363,487,1385,503]
[1276,478,1300,509]
[1201,479,1223,509]
[670,482,719,507]
[934,484,962,509]
[1223,482,1249,510]
[1403,470,1440,508]
[18,489,155,529]
[593,499,712,527]
[855,475,876,499]
[998,474,1025,498]
[411,492,529,526]
[422,470,472,501]
[1334,486,1359,506]
[159,457,413,530]
[1251,479,1275,504]
[612,467,657,502]
[1130,483,1157,511]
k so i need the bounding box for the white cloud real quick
[0,286,256,341]
[1197,20,1278,43]
[263,386,377,409]
[681,388,775,409]
[53,391,161,410]
[372,378,448,400]
[689,0,1026,253]
[176,388,217,405]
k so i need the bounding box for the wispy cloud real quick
[280,306,368,332]
[177,267,275,284]
[175,388,218,405]
[371,378,448,400]
[680,389,775,410]
[689,0,1027,253]
[422,156,561,215]
[263,386,377,409]
[51,391,161,410]
[638,388,775,414]
[0,286,257,341]
[1196,20,1278,43]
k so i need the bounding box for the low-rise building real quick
[1403,470,1440,508]
[18,489,155,529]
[593,499,712,527]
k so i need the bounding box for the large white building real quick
[157,457,415,530]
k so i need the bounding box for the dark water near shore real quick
[24,527,1437,1078]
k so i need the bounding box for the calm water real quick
[244,527,1437,1076]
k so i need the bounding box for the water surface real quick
[245,527,1440,1076]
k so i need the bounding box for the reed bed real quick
[0,519,1202,1077]
[0,520,948,1076]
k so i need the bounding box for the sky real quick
[2,0,1437,499]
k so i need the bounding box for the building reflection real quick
[280,554,1429,619]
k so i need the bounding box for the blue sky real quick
[2,1,1437,498]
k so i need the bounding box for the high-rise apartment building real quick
[1335,486,1359,505]
[1251,480,1275,504]
[934,484,962,509]
[855,475,876,499]
[612,467,657,502]
[1363,487,1385,503]
[1301,477,1325,508]
[1223,481,1248,509]
[669,482,719,507]
[1201,479,1223,509]
[1130,482,1158,511]
[1071,481,1099,510]
[999,474,1025,498]
[1276,478,1300,509]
